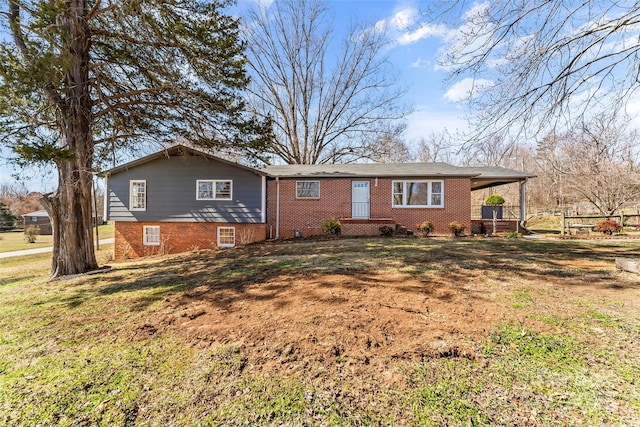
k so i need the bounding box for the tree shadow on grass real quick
[59,237,640,310]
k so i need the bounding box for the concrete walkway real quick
[0,238,114,259]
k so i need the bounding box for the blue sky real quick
[0,0,476,191]
[234,0,473,139]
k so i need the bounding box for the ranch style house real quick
[104,145,535,260]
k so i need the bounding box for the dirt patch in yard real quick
[159,271,499,379]
[128,237,640,383]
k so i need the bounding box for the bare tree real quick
[365,132,414,163]
[532,135,571,212]
[560,114,640,215]
[429,1,640,139]
[414,131,457,164]
[244,0,409,164]
[459,135,518,167]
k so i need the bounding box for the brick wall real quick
[114,222,267,261]
[267,178,471,238]
[391,179,471,234]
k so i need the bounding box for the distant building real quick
[21,210,52,235]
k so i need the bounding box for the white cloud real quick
[250,0,274,9]
[373,19,387,34]
[443,78,494,102]
[397,23,449,45]
[625,97,640,129]
[404,106,470,140]
[372,5,448,46]
[389,7,418,30]
[410,57,431,68]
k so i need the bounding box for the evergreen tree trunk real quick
[40,0,98,278]
[41,156,98,279]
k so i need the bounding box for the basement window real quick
[217,226,235,248]
[143,226,160,246]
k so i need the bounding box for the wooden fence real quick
[560,213,640,236]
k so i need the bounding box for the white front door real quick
[352,181,370,219]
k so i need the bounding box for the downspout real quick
[103,174,109,222]
[261,175,266,223]
[276,177,280,239]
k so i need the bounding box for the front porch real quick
[471,203,524,234]
[471,219,522,234]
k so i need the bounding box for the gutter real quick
[276,177,280,239]
[103,175,109,222]
[261,175,266,223]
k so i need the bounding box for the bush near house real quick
[449,221,466,237]
[321,217,341,235]
[594,220,621,235]
[416,221,434,237]
[379,225,395,237]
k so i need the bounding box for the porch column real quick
[519,179,527,225]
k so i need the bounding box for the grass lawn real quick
[0,224,114,253]
[1,237,639,425]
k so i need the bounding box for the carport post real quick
[519,179,527,227]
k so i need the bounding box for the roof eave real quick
[101,145,269,177]
[266,173,481,179]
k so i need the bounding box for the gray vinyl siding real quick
[107,155,264,223]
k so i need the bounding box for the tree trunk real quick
[41,163,98,278]
[40,0,98,279]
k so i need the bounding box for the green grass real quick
[0,224,113,253]
[0,230,53,252]
[1,237,639,425]
[527,214,563,234]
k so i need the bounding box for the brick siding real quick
[114,222,267,261]
[267,178,471,238]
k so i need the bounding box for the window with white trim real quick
[217,226,235,247]
[143,225,160,246]
[392,180,444,208]
[130,180,146,211]
[197,180,232,200]
[296,181,320,199]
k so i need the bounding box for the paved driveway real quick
[0,238,114,259]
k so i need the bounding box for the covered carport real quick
[466,167,537,234]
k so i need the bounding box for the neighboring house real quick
[105,145,534,260]
[104,145,268,260]
[21,210,53,235]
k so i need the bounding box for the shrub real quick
[416,221,433,237]
[504,231,519,238]
[448,221,466,237]
[485,194,505,206]
[594,220,621,235]
[321,217,341,235]
[379,225,395,237]
[24,225,41,243]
